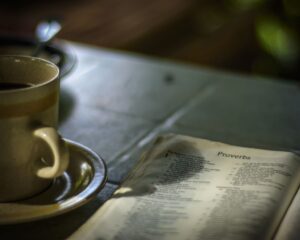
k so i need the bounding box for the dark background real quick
[0,0,299,80]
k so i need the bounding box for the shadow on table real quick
[59,87,76,125]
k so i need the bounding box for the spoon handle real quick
[32,18,62,57]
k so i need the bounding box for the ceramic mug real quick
[0,55,69,202]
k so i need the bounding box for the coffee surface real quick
[0,82,33,91]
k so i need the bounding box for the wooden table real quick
[1,42,300,239]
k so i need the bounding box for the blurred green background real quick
[0,0,299,80]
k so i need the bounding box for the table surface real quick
[1,42,300,239]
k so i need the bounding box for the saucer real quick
[0,139,107,224]
[0,36,77,77]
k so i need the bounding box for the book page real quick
[70,134,300,240]
[274,187,300,240]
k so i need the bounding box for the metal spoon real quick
[32,18,62,57]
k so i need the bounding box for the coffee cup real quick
[0,55,69,202]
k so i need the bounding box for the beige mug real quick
[0,55,69,202]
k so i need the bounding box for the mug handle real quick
[34,127,69,179]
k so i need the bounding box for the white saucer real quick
[0,139,107,224]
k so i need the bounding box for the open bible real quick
[70,134,300,240]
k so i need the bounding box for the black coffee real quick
[0,82,33,91]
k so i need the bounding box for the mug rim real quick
[0,55,59,94]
